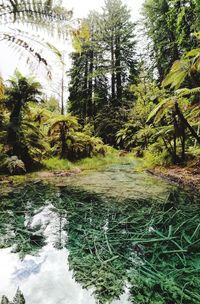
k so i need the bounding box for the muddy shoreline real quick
[1,163,200,195]
[147,166,200,193]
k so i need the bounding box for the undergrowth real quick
[41,150,133,172]
[41,157,73,171]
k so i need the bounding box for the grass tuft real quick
[42,157,73,171]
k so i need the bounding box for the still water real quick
[0,163,199,303]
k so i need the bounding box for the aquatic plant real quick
[61,187,200,304]
[0,182,199,303]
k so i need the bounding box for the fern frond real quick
[176,87,200,97]
[162,60,190,89]
[147,98,174,123]
[1,32,52,77]
[185,48,200,58]
[46,42,63,64]
[0,0,72,29]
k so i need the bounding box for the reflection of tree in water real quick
[51,193,68,250]
[0,182,67,255]
[1,289,25,304]
[60,187,200,304]
[0,183,200,304]
[0,183,57,256]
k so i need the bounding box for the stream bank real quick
[147,164,200,193]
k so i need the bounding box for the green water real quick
[0,163,199,304]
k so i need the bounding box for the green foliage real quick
[143,0,199,81]
[0,175,200,303]
[0,70,110,174]
[162,38,200,89]
[3,70,43,169]
[76,151,122,170]
[4,156,26,175]
[117,77,163,150]
[42,157,73,171]
[143,144,173,167]
[12,289,25,304]
[68,0,138,145]
[66,132,106,160]
[0,0,199,173]
[61,186,200,304]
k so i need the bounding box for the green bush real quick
[1,156,26,175]
[132,146,144,158]
[66,132,107,161]
[143,144,173,168]
[42,157,73,171]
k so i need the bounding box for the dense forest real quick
[0,0,199,174]
[0,2,200,304]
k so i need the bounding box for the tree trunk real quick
[175,101,200,144]
[115,36,122,105]
[172,111,178,163]
[88,49,94,118]
[61,72,64,115]
[111,34,115,102]
[84,54,89,121]
[7,101,22,148]
[181,123,186,162]
[7,101,36,169]
[60,123,67,159]
[194,125,200,147]
[162,136,173,157]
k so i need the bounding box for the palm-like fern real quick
[0,0,72,74]
[5,70,43,168]
[48,114,79,158]
[162,33,200,89]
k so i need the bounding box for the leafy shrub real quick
[132,147,144,158]
[144,144,173,168]
[188,146,200,157]
[0,145,7,171]
[4,156,26,174]
[66,132,107,161]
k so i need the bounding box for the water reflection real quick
[0,204,96,304]
[0,246,97,304]
[0,197,131,304]
[0,173,199,304]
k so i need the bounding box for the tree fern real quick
[162,37,200,89]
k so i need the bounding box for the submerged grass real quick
[0,181,199,303]
[60,187,200,304]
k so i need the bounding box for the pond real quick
[0,162,200,304]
